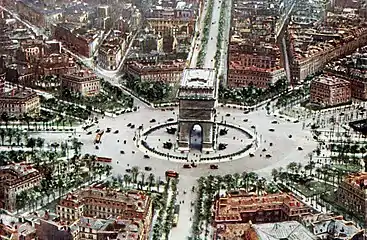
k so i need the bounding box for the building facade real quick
[310,75,351,106]
[125,59,185,83]
[0,163,42,212]
[54,23,102,58]
[56,188,153,239]
[61,70,100,97]
[336,172,367,225]
[213,192,312,225]
[97,30,126,71]
[0,89,40,117]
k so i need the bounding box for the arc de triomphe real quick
[177,68,217,152]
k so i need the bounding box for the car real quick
[269,142,273,146]
[145,166,152,171]
[87,131,92,135]
[167,118,174,122]
[262,148,267,152]
[293,120,299,123]
[298,146,303,151]
[243,119,248,122]
[249,153,255,157]
[120,150,125,154]
[95,129,100,133]
[183,164,191,169]
[95,145,99,150]
[126,169,131,173]
[289,135,292,138]
[191,163,197,168]
[225,113,231,117]
[251,125,255,129]
[138,125,143,130]
[144,154,150,159]
[106,128,111,133]
[266,154,272,158]
[244,110,250,114]
[127,123,131,127]
[210,164,219,169]
[130,124,135,129]
[269,128,275,132]
[150,119,156,123]
[114,130,119,134]
[271,120,278,124]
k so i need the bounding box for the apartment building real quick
[61,70,100,97]
[0,89,40,117]
[310,74,351,106]
[0,163,42,212]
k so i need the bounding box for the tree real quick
[123,174,131,188]
[15,132,22,146]
[26,137,36,153]
[1,112,9,129]
[6,129,14,146]
[0,128,5,145]
[147,173,155,191]
[139,172,146,190]
[271,168,279,181]
[36,137,45,149]
[131,166,139,184]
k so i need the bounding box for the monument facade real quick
[177,68,217,151]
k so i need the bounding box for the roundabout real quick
[137,120,257,163]
[31,101,317,240]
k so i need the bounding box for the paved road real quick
[203,0,222,69]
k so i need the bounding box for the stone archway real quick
[177,69,217,152]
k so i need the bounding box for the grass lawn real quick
[333,164,360,173]
[291,180,336,198]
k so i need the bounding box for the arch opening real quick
[189,124,203,151]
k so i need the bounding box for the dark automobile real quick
[87,131,92,135]
[210,164,219,169]
[145,166,152,171]
[167,118,174,122]
[271,120,278,124]
[95,129,100,133]
[106,128,111,133]
[289,135,292,138]
[120,150,125,154]
[144,154,150,159]
[130,124,135,129]
[150,119,156,123]
[183,164,191,169]
[269,128,275,132]
[266,154,272,158]
[298,146,303,151]
[114,130,119,134]
[191,163,197,168]
[126,169,131,173]
[249,153,255,157]
[95,145,99,150]
[243,119,248,122]
[225,113,231,117]
[127,123,131,127]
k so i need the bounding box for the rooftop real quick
[0,89,38,100]
[255,221,317,240]
[312,217,364,240]
[215,192,310,221]
[180,68,216,88]
[312,75,350,86]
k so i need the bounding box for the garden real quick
[219,78,288,106]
